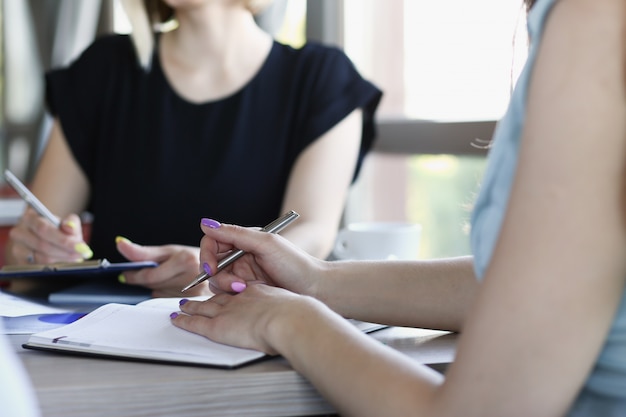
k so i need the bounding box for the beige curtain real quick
[1,0,112,182]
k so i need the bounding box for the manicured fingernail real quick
[201,218,221,228]
[65,220,77,230]
[170,312,179,319]
[179,298,189,306]
[203,262,212,276]
[74,242,94,259]
[118,274,126,284]
[115,236,131,244]
[231,282,246,293]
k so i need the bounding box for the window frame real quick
[305,0,494,157]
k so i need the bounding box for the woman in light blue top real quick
[169,0,626,415]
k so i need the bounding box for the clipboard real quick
[0,259,157,279]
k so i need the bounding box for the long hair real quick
[121,0,154,71]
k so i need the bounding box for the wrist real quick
[312,259,342,305]
[264,295,329,355]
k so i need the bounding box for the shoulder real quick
[293,41,349,60]
[272,41,356,72]
[44,34,137,115]
[545,0,624,38]
[86,33,133,51]
[79,34,134,63]
[537,0,624,81]
[58,34,135,73]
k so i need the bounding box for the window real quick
[343,0,528,121]
[308,0,529,258]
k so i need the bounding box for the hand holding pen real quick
[182,210,300,293]
[3,170,93,264]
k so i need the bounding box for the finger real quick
[20,209,90,259]
[179,294,229,315]
[115,236,173,263]
[119,247,199,292]
[59,213,84,237]
[200,222,269,254]
[203,267,254,294]
[9,224,83,264]
[13,243,37,265]
[170,312,217,337]
[186,294,223,311]
[59,214,93,259]
[120,263,184,287]
[199,219,263,261]
[208,280,229,295]
[199,218,237,255]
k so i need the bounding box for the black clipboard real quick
[0,259,157,279]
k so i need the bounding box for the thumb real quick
[60,214,94,259]
[115,236,165,262]
[60,213,84,238]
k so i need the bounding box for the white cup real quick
[332,222,422,261]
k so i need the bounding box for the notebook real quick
[22,297,387,368]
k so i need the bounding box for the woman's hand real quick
[198,218,326,297]
[171,283,327,355]
[6,207,92,265]
[115,237,209,298]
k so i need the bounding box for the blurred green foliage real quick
[407,155,486,259]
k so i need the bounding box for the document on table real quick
[23,297,267,368]
[0,290,79,334]
[0,290,70,317]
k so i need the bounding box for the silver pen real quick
[181,210,300,292]
[4,169,61,228]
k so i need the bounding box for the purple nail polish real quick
[170,312,179,319]
[203,262,212,276]
[201,218,221,229]
[179,298,189,306]
[231,282,246,293]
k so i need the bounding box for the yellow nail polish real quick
[74,242,94,259]
[65,220,77,230]
[115,236,131,244]
[118,274,126,284]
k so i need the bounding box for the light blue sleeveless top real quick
[470,0,626,414]
[0,324,40,416]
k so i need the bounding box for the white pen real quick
[4,169,61,228]
[181,210,300,292]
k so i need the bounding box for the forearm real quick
[269,297,444,417]
[281,221,338,260]
[316,256,478,332]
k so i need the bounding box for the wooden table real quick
[10,327,456,417]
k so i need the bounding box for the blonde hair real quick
[120,0,154,71]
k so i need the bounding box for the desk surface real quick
[10,326,456,417]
